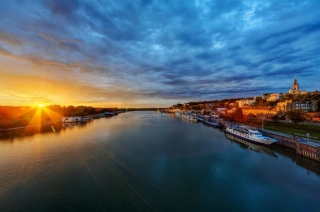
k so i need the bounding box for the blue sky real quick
[0,0,319,107]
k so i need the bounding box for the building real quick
[288,78,307,94]
[236,99,255,107]
[267,93,280,101]
[262,93,269,100]
[242,107,277,116]
[276,100,318,112]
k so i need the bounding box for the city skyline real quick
[0,0,319,107]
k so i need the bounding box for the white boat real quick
[189,114,198,122]
[180,112,198,123]
[181,113,190,120]
[225,125,277,146]
[81,116,91,122]
[175,112,182,117]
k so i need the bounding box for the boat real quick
[196,115,204,122]
[175,112,182,117]
[203,118,222,128]
[188,114,198,123]
[61,116,82,123]
[181,113,190,120]
[104,112,114,117]
[81,116,91,122]
[179,112,198,123]
[225,125,277,146]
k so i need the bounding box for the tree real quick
[271,114,280,127]
[285,93,294,101]
[266,100,278,108]
[252,97,267,107]
[285,109,306,126]
[232,108,245,123]
[271,114,280,122]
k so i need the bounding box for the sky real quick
[0,0,319,108]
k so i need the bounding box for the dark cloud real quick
[0,0,319,106]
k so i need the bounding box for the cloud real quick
[0,31,24,46]
[0,0,319,107]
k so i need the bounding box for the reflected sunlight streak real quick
[22,107,63,136]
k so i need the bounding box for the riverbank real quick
[206,119,320,162]
[0,121,61,132]
[249,119,320,142]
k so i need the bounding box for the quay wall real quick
[262,131,320,162]
[296,142,320,161]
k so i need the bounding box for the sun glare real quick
[39,103,44,108]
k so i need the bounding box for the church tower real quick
[293,78,299,94]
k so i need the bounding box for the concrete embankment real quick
[212,118,320,162]
[211,119,320,162]
[261,130,320,162]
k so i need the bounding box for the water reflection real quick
[271,144,320,176]
[0,111,320,211]
[62,121,89,128]
[0,121,91,143]
[225,133,277,157]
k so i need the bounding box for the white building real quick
[267,93,280,101]
[237,99,255,107]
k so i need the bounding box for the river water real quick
[0,111,319,212]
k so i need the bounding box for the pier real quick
[202,117,320,162]
[261,130,320,162]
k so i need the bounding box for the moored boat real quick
[203,118,222,128]
[226,125,277,146]
[188,114,198,122]
[81,116,91,122]
[181,113,190,120]
[179,112,198,123]
[175,112,182,117]
[62,116,82,123]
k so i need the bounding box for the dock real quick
[261,129,320,162]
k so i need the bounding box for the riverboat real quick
[175,112,182,117]
[188,114,198,123]
[182,113,198,122]
[203,118,222,128]
[226,125,277,146]
[81,116,91,122]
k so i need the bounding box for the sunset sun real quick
[39,103,44,108]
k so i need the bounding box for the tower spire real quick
[293,77,299,93]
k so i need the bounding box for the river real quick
[0,111,319,212]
